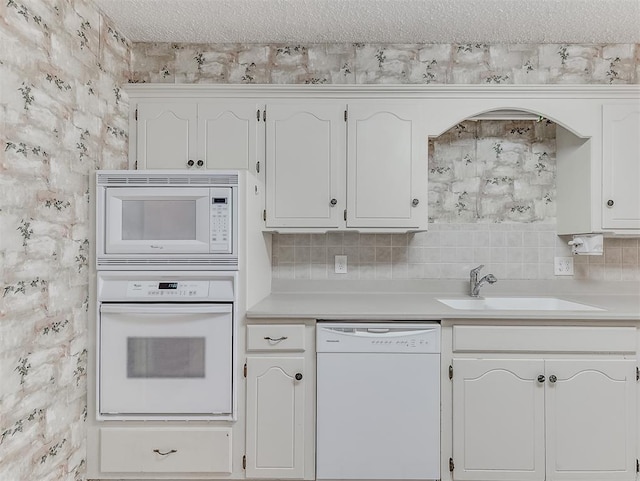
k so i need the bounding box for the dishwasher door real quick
[316,323,441,481]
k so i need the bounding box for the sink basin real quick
[437,297,604,311]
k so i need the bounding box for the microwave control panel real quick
[210,187,232,253]
[126,280,210,298]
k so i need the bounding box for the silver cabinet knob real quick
[537,375,545,383]
[412,198,419,207]
[330,198,337,207]
[549,375,557,383]
[607,199,614,207]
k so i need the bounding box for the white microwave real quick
[96,170,239,270]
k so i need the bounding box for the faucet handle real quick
[470,264,484,275]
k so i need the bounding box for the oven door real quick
[99,303,232,418]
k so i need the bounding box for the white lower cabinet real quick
[450,325,638,481]
[244,323,314,479]
[100,427,232,474]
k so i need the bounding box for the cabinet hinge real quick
[263,209,267,222]
[344,110,348,121]
[449,457,455,472]
[243,455,246,470]
[134,160,138,170]
[449,365,453,380]
[256,109,260,121]
[636,366,639,381]
[134,108,138,121]
[243,362,247,378]
[636,459,639,473]
[263,109,266,122]
[344,209,347,221]
[256,161,260,173]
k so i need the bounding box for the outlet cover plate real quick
[554,256,574,276]
[335,255,347,274]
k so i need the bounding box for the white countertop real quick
[247,280,640,321]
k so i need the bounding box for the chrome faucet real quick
[470,264,497,297]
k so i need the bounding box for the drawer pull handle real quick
[264,336,288,342]
[153,449,177,456]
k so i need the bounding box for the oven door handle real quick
[100,303,232,315]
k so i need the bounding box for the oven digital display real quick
[212,197,228,204]
[158,282,178,290]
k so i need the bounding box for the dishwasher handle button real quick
[295,373,303,381]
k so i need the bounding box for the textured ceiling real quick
[93,0,640,44]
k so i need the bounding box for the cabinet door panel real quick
[245,356,305,479]
[602,104,640,229]
[198,103,258,170]
[545,359,637,480]
[265,104,345,228]
[137,103,197,169]
[452,359,545,481]
[347,103,427,228]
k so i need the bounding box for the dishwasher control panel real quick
[316,322,441,353]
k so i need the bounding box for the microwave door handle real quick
[99,304,232,315]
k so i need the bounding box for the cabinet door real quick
[265,104,345,229]
[452,359,545,481]
[245,356,305,479]
[136,103,198,169]
[602,104,640,230]
[346,103,427,229]
[545,359,637,480]
[198,102,259,170]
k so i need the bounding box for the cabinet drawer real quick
[453,325,636,353]
[247,324,305,352]
[100,427,232,473]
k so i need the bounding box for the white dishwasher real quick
[316,322,441,481]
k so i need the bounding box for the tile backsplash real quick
[272,227,640,282]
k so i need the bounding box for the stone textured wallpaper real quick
[0,0,130,479]
[130,43,639,85]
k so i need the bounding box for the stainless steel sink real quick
[436,297,604,311]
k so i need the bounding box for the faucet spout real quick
[469,265,498,297]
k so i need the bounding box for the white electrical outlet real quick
[554,256,574,276]
[335,255,347,274]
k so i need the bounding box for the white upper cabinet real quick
[136,103,197,169]
[134,101,258,170]
[601,104,640,230]
[264,102,428,231]
[198,102,259,170]
[347,103,427,229]
[265,104,345,229]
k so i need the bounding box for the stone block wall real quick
[0,1,130,479]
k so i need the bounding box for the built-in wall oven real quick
[96,271,237,421]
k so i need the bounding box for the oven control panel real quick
[126,280,210,298]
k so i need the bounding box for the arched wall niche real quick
[424,103,593,140]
